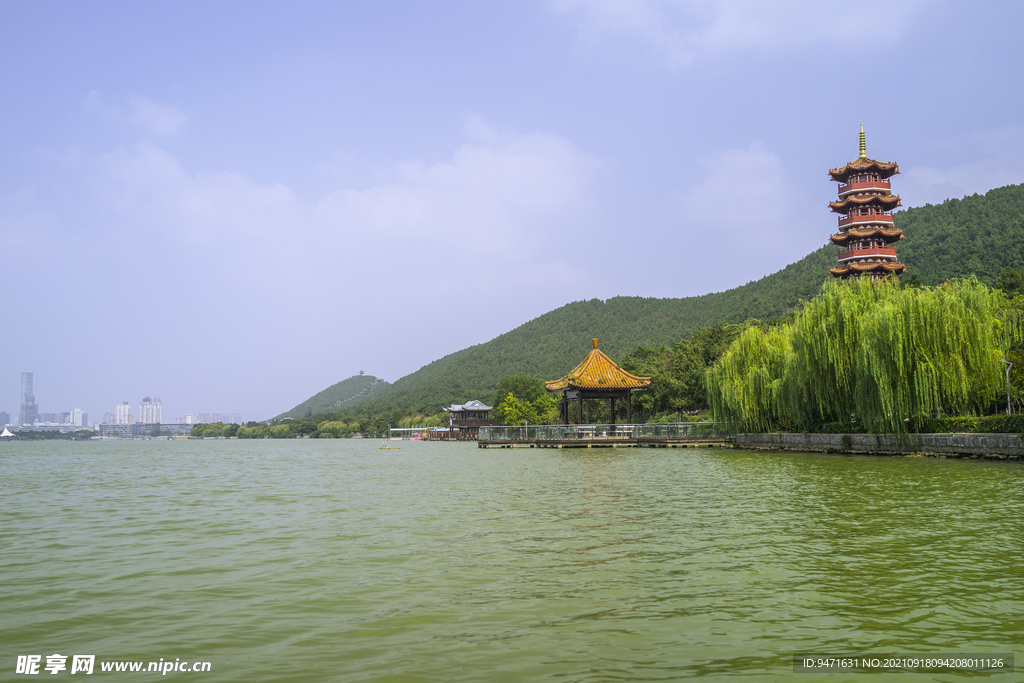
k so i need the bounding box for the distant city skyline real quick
[4,371,240,427]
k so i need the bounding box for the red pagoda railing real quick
[838,213,894,228]
[838,179,891,195]
[837,246,898,261]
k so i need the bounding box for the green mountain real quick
[894,184,1024,285]
[315,183,1024,417]
[276,373,389,420]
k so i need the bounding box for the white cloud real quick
[551,0,923,66]
[95,119,599,254]
[79,119,603,387]
[126,96,188,135]
[84,91,188,134]
[311,118,601,254]
[97,142,303,243]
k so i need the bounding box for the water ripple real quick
[1,441,1021,681]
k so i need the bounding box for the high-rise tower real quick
[138,397,163,424]
[20,372,38,425]
[827,125,907,279]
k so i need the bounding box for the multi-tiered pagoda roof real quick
[827,125,907,279]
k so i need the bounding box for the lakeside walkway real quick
[478,422,733,449]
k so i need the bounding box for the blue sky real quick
[3,0,1023,423]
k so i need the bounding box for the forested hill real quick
[317,182,1024,417]
[896,183,1024,285]
[276,373,388,420]
[341,248,841,416]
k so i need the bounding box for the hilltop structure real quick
[827,125,907,279]
[546,339,651,425]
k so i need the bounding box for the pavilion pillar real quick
[627,393,633,424]
[610,397,616,426]
[577,395,583,425]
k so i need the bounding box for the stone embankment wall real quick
[735,433,1024,461]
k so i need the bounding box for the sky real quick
[2,0,1023,423]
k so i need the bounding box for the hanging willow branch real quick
[706,278,1007,434]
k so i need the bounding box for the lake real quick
[2,440,1021,681]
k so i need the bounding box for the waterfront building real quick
[115,402,131,424]
[138,397,163,424]
[827,124,907,279]
[443,400,492,439]
[546,339,651,425]
[20,372,38,425]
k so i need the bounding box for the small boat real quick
[380,440,399,450]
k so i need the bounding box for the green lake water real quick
[2,440,1021,682]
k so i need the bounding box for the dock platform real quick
[478,423,733,449]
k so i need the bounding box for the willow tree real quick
[706,278,1007,434]
[705,323,792,433]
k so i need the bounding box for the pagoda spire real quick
[826,127,907,280]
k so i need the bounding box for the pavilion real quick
[545,339,651,425]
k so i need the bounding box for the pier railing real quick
[479,422,728,441]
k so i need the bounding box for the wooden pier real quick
[478,423,733,449]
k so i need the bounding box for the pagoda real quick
[546,338,651,425]
[827,124,907,279]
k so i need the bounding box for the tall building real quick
[0,411,9,426]
[70,409,88,427]
[138,397,163,424]
[116,402,131,424]
[828,124,907,279]
[20,372,38,425]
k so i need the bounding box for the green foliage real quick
[896,183,1024,287]
[996,267,1024,295]
[492,374,545,424]
[707,278,1008,435]
[190,422,240,438]
[492,374,558,424]
[620,321,751,420]
[396,412,447,428]
[275,374,388,421]
[913,414,1024,433]
[496,394,534,425]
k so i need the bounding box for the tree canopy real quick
[706,278,1008,434]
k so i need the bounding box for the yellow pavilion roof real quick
[545,339,652,392]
